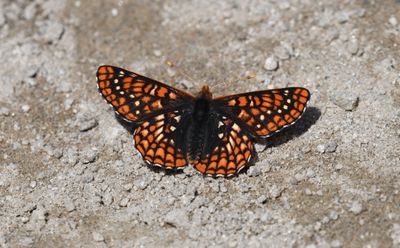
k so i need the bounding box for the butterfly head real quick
[198,85,213,100]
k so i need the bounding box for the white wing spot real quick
[267,110,272,114]
[170,126,176,131]
[218,133,224,138]
[114,79,119,83]
[119,91,124,95]
[287,99,291,103]
[218,121,224,128]
[260,114,265,120]
[135,110,140,114]
[284,90,289,95]
[256,124,261,128]
[232,123,240,131]
[283,105,288,110]
[129,94,134,98]
[174,115,181,122]
[134,100,140,106]
[278,109,282,113]
[116,86,121,90]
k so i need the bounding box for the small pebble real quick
[0,107,10,116]
[316,142,337,153]
[21,104,30,113]
[347,40,359,55]
[111,8,118,17]
[334,163,343,171]
[64,200,76,212]
[80,148,98,164]
[119,197,129,207]
[331,240,343,248]
[247,166,261,176]
[153,50,162,57]
[123,183,134,191]
[330,91,359,111]
[264,56,279,71]
[93,231,104,242]
[257,195,267,204]
[349,201,364,215]
[77,113,98,132]
[29,181,37,188]
[389,16,398,26]
[269,185,283,199]
[164,209,189,227]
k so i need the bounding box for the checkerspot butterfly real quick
[97,65,310,177]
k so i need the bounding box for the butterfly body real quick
[97,65,310,177]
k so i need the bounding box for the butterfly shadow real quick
[254,106,320,151]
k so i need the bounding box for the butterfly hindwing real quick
[214,87,310,139]
[96,65,194,122]
[133,110,189,169]
[193,115,253,176]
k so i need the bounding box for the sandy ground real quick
[1,0,400,247]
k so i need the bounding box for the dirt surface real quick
[1,0,400,247]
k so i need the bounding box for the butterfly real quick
[96,65,310,177]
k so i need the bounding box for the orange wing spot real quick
[246,117,256,126]
[274,100,282,106]
[176,158,186,167]
[118,105,130,114]
[300,89,309,97]
[107,66,114,73]
[236,154,244,163]
[216,169,225,175]
[244,150,251,159]
[235,137,241,145]
[297,103,305,111]
[102,88,112,95]
[238,97,248,106]
[299,96,308,104]
[278,119,287,127]
[137,145,145,156]
[143,105,150,112]
[157,87,168,97]
[99,81,105,88]
[239,143,248,151]
[145,155,152,161]
[228,99,236,106]
[134,135,140,145]
[206,169,215,174]
[122,77,133,83]
[167,147,174,154]
[98,74,107,80]
[273,115,282,123]
[293,94,298,100]
[294,88,303,94]
[106,94,116,101]
[219,158,228,167]
[98,66,107,74]
[290,109,300,118]
[126,113,136,120]
[284,114,294,122]
[142,96,151,103]
[211,155,218,161]
[196,163,206,173]
[154,158,164,165]
[169,92,177,99]
[257,128,268,136]
[144,84,153,93]
[262,96,273,102]
[262,101,273,108]
[208,161,217,170]
[229,155,235,161]
[118,97,126,105]
[146,148,155,157]
[147,134,154,142]
[267,122,277,131]
[111,100,118,107]
[253,96,261,106]
[274,94,283,101]
[149,125,156,132]
[150,143,157,149]
[141,140,149,150]
[227,162,236,170]
[123,83,132,89]
[234,147,240,155]
[166,153,174,162]
[155,148,165,158]
[238,109,250,119]
[151,100,162,109]
[251,108,260,115]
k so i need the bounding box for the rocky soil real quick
[0,0,399,247]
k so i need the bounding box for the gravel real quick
[1,1,399,247]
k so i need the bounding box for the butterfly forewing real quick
[214,87,310,139]
[96,65,194,123]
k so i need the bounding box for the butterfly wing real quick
[133,110,189,169]
[192,115,253,176]
[213,87,310,139]
[96,65,194,123]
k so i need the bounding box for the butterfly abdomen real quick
[186,97,212,161]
